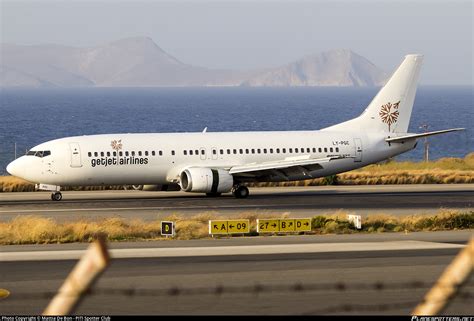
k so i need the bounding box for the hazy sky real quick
[1,0,472,85]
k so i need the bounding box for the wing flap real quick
[229,156,341,175]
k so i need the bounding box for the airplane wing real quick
[229,155,348,180]
[385,128,465,143]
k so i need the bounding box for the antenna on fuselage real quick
[202,127,208,133]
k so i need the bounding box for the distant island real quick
[0,37,387,88]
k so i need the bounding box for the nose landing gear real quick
[51,192,62,201]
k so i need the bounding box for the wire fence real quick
[5,280,473,301]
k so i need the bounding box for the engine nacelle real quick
[180,168,234,193]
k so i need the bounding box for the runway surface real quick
[1,231,472,315]
[0,185,473,221]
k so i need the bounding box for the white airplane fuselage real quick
[8,129,414,186]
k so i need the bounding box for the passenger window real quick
[201,150,205,155]
[144,151,148,156]
[312,148,316,153]
[307,148,310,153]
[289,148,293,153]
[190,150,193,155]
[94,152,98,157]
[184,150,187,155]
[125,151,129,156]
[282,148,286,153]
[195,150,199,155]
[227,149,231,155]
[276,148,280,153]
[233,149,237,154]
[113,151,117,157]
[324,148,328,153]
[151,151,155,156]
[220,149,224,155]
[159,151,163,156]
[88,152,92,157]
[138,151,142,156]
[251,149,255,154]
[239,149,243,154]
[257,149,261,154]
[119,151,123,157]
[245,149,249,154]
[263,149,267,154]
[330,148,333,153]
[131,151,135,156]
[295,148,299,153]
[99,152,103,157]
[318,148,322,153]
[106,152,110,157]
[213,150,217,155]
[336,147,339,153]
[171,150,175,156]
[270,148,273,154]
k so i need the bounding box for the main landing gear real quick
[232,185,249,199]
[51,191,62,201]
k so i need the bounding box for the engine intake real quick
[180,168,234,193]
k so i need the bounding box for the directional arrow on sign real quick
[271,223,277,227]
[229,224,234,229]
[304,222,309,226]
[289,222,293,226]
[214,225,218,229]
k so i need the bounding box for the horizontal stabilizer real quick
[385,128,465,143]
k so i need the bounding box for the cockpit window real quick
[26,150,51,158]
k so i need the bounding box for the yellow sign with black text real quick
[257,219,280,233]
[257,218,312,233]
[209,220,250,235]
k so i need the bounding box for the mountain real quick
[0,38,386,87]
[242,49,387,87]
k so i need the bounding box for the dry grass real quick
[0,210,472,245]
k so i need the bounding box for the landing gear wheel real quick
[51,192,62,201]
[206,192,222,197]
[233,186,249,199]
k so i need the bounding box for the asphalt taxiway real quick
[1,231,472,315]
[0,184,472,221]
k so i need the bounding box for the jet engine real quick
[180,168,234,193]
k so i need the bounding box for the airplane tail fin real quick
[325,54,423,133]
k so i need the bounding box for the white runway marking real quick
[1,241,464,262]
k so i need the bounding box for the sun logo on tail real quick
[379,101,400,132]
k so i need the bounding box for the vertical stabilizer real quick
[325,54,423,133]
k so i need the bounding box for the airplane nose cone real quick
[6,159,21,177]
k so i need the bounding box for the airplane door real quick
[354,138,362,162]
[69,142,82,167]
[199,147,206,160]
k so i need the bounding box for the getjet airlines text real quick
[91,156,149,167]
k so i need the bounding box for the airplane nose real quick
[6,159,21,177]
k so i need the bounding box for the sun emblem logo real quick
[379,101,400,132]
[111,140,122,151]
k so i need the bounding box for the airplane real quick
[6,54,464,201]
